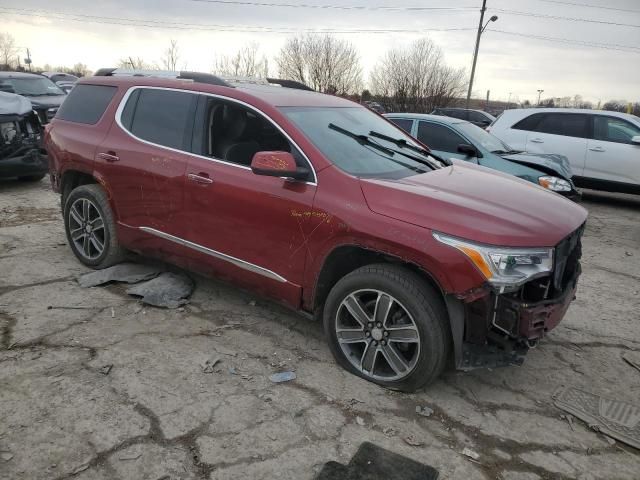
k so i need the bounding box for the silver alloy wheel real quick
[68,198,106,260]
[335,289,421,381]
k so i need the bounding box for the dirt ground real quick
[1,178,639,480]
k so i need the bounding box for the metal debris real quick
[269,371,296,383]
[118,452,142,461]
[201,357,221,374]
[554,386,640,450]
[416,405,434,417]
[462,447,480,460]
[77,263,163,288]
[99,364,113,376]
[126,272,194,309]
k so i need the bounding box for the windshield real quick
[281,106,440,178]
[0,77,65,96]
[455,121,514,153]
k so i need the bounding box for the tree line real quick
[1,31,638,115]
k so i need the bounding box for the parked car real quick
[385,113,579,200]
[431,107,496,128]
[45,69,587,392]
[0,91,48,181]
[41,71,79,94]
[0,72,67,124]
[490,108,640,195]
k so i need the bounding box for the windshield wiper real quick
[329,123,431,173]
[368,131,450,167]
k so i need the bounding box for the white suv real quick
[490,108,640,194]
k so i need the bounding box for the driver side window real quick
[417,121,466,153]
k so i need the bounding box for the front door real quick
[416,121,478,163]
[181,96,317,307]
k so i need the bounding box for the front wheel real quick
[323,264,450,392]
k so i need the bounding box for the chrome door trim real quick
[139,226,288,283]
[114,85,318,185]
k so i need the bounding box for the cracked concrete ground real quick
[1,178,639,480]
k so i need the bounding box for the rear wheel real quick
[64,184,125,268]
[323,264,450,392]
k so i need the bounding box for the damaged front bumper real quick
[446,226,584,370]
[1,111,48,179]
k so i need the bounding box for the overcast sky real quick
[2,0,639,104]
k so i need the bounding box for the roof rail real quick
[267,78,314,91]
[92,68,233,87]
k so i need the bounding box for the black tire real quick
[63,184,126,269]
[17,173,46,182]
[323,264,451,392]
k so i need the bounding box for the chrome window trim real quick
[114,85,318,185]
[139,226,288,284]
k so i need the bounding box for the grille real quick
[553,223,584,293]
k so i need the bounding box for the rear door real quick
[96,87,197,235]
[180,95,317,307]
[416,120,477,163]
[585,115,640,186]
[524,112,590,176]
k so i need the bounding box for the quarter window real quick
[389,118,413,133]
[126,88,196,150]
[593,116,640,144]
[534,113,590,138]
[55,84,117,125]
[417,122,466,153]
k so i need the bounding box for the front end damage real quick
[447,225,584,370]
[0,93,48,179]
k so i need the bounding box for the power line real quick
[492,8,640,28]
[188,0,477,11]
[0,7,476,34]
[488,29,640,53]
[535,0,640,14]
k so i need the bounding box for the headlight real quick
[433,232,554,287]
[538,176,571,192]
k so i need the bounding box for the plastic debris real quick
[416,405,434,417]
[269,371,296,383]
[126,272,194,309]
[355,416,365,426]
[77,263,163,288]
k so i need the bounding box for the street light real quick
[466,0,498,109]
[537,89,544,106]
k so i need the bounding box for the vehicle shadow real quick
[580,189,640,210]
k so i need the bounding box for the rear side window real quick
[56,84,117,124]
[125,88,196,150]
[389,118,413,133]
[535,113,589,138]
[593,116,640,144]
[417,121,466,153]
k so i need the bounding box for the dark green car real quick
[385,113,580,200]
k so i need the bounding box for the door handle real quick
[187,173,213,185]
[97,152,120,162]
[529,138,544,143]
[589,146,605,152]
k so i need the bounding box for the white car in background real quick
[490,108,640,194]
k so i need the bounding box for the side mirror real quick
[251,151,310,181]
[631,135,640,145]
[457,144,478,157]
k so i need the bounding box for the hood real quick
[501,152,573,180]
[0,91,32,116]
[24,94,66,109]
[360,162,587,247]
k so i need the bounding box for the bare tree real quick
[0,32,20,70]
[212,43,269,78]
[369,38,466,113]
[117,57,156,70]
[162,39,180,71]
[276,35,362,94]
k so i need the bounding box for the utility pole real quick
[507,92,512,109]
[466,1,497,110]
[537,89,544,106]
[25,48,32,71]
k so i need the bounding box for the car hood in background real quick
[360,162,587,247]
[24,94,66,110]
[501,152,573,181]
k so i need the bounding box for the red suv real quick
[45,70,588,392]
